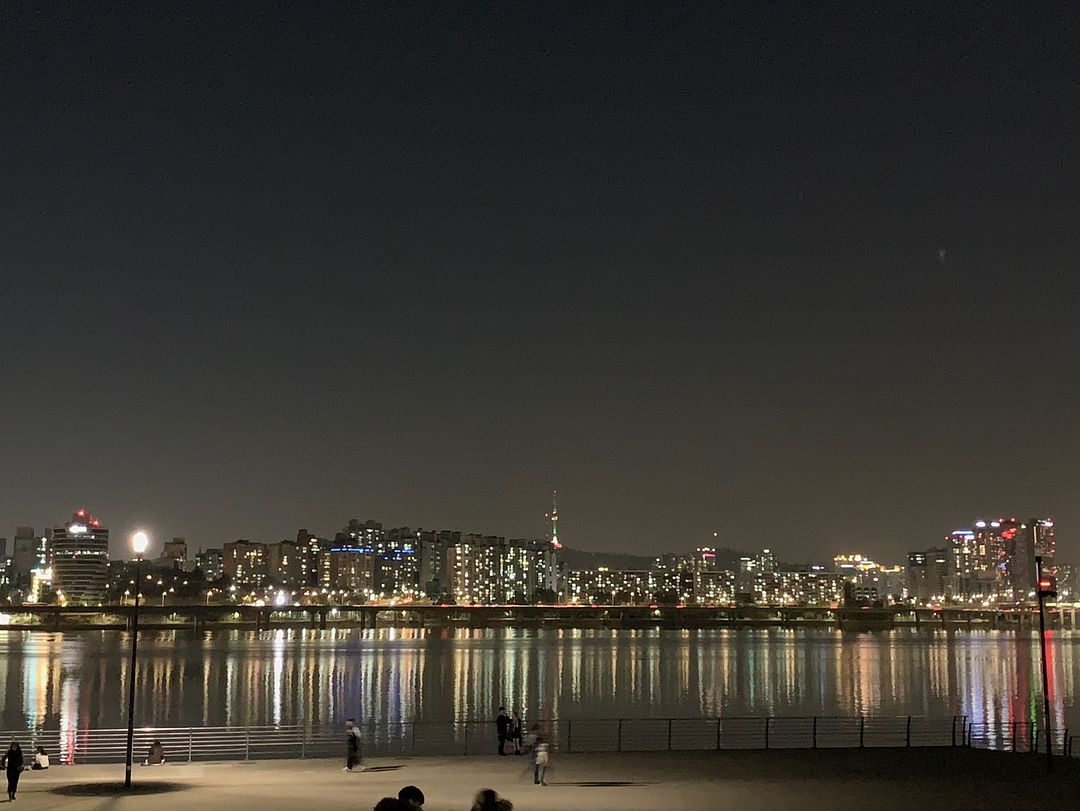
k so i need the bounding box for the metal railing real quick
[562,716,963,752]
[965,722,1070,755]
[6,716,1080,765]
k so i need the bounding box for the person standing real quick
[495,707,511,756]
[345,718,364,772]
[3,741,23,801]
[510,710,523,755]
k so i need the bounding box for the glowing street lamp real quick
[124,530,149,788]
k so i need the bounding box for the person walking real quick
[510,710,523,755]
[3,741,23,801]
[345,718,364,772]
[495,707,511,756]
[532,737,549,786]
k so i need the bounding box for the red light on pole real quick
[1039,576,1057,598]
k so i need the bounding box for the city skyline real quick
[0,503,1065,569]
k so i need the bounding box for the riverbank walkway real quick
[8,748,1080,809]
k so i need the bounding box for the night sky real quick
[2,3,1077,562]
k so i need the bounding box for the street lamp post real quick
[125,531,149,788]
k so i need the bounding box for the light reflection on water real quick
[0,628,1075,731]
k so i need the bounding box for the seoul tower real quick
[549,490,562,550]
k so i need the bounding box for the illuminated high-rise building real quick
[11,527,47,588]
[994,517,1034,600]
[1032,518,1056,576]
[321,548,375,594]
[447,535,552,604]
[195,547,224,581]
[51,509,109,605]
[160,537,188,569]
[222,539,268,588]
[297,529,329,586]
[374,528,421,598]
[267,540,304,586]
[695,547,718,572]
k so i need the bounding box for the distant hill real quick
[560,546,745,571]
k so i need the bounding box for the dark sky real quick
[2,2,1077,563]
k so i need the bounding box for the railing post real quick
[859,716,865,748]
[667,719,672,751]
[188,728,193,762]
[812,717,817,749]
[1011,721,1016,752]
[764,717,770,750]
[905,716,911,747]
[245,725,251,761]
[567,719,573,753]
[951,716,957,747]
[716,719,721,751]
[463,723,469,756]
[301,726,307,760]
[411,722,416,756]
[617,719,623,753]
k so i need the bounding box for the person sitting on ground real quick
[32,746,49,770]
[142,740,165,766]
[397,785,425,809]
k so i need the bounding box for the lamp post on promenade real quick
[125,530,149,788]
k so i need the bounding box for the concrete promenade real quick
[6,749,1079,810]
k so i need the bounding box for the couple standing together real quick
[494,707,523,756]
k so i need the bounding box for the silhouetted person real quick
[374,798,410,811]
[471,788,507,811]
[398,785,425,808]
[345,718,364,772]
[495,707,510,755]
[142,740,165,766]
[511,710,523,755]
[3,741,23,801]
[32,747,49,770]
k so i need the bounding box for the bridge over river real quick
[2,602,1077,632]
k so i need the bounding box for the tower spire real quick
[550,489,561,550]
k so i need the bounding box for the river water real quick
[0,628,1074,732]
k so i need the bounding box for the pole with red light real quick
[1035,555,1055,771]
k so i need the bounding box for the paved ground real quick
[4,749,1078,810]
